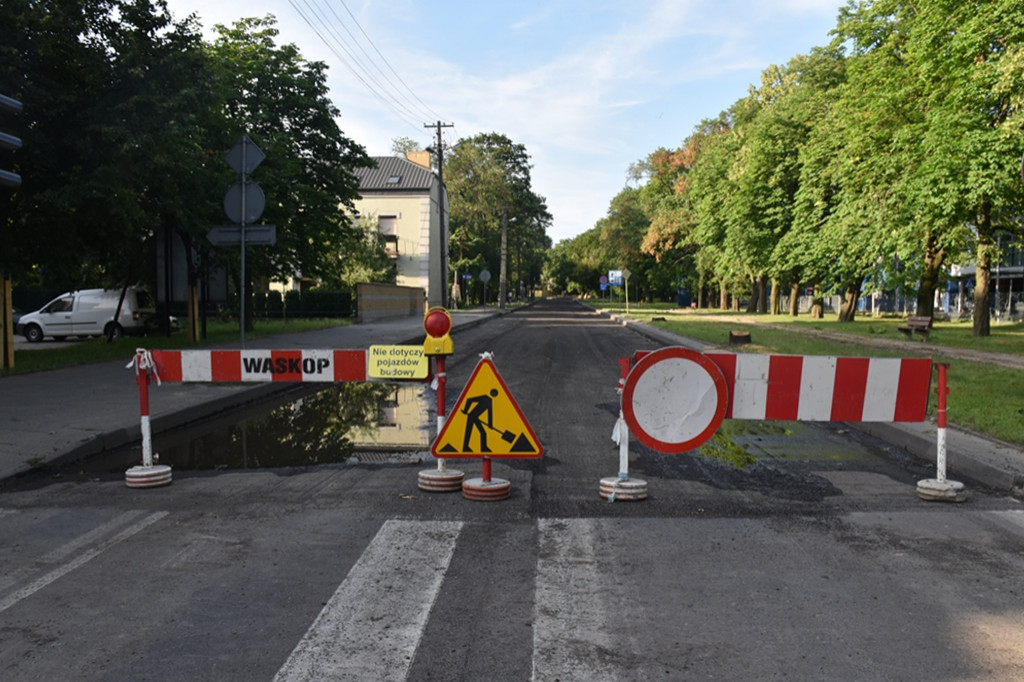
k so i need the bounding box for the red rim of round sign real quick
[621,346,728,454]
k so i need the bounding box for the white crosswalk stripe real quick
[0,510,168,615]
[532,518,620,682]
[274,519,463,682]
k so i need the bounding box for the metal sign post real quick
[220,135,267,347]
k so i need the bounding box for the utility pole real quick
[425,121,454,308]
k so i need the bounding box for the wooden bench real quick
[897,316,933,342]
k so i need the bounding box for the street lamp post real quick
[499,209,515,310]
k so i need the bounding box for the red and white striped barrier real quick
[149,349,368,383]
[125,348,371,488]
[704,353,931,423]
[608,347,951,502]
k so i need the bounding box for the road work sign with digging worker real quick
[432,355,542,458]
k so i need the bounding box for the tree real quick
[391,136,420,157]
[903,0,1024,335]
[329,217,396,290]
[1,0,217,295]
[444,133,551,302]
[206,16,372,330]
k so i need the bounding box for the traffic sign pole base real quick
[125,465,173,488]
[418,469,464,492]
[462,477,511,501]
[916,478,966,502]
[599,476,648,502]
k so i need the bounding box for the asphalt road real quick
[2,298,1024,681]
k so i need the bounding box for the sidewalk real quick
[0,309,499,482]
[602,310,1024,499]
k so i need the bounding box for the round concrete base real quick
[599,476,648,501]
[917,478,967,502]
[462,477,511,501]
[418,469,465,492]
[125,464,173,488]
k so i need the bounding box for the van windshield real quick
[42,295,74,313]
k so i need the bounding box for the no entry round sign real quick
[621,347,728,453]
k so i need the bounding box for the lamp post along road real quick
[500,209,509,310]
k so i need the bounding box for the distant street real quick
[2,298,1023,681]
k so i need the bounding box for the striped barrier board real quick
[706,353,932,423]
[619,348,935,458]
[150,349,368,383]
[613,348,946,500]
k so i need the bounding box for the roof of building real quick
[355,156,436,193]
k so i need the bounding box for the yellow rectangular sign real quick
[368,345,429,380]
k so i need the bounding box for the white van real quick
[17,287,156,342]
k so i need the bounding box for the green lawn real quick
[598,303,1024,446]
[1,317,349,376]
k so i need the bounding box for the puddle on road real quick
[99,382,435,473]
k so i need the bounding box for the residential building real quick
[353,153,449,307]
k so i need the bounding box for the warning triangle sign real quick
[433,356,543,458]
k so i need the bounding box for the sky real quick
[162,0,848,244]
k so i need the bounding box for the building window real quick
[378,216,398,258]
[387,175,402,184]
[379,388,400,427]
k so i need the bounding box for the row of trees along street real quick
[550,0,1024,337]
[1,1,554,344]
[0,3,380,337]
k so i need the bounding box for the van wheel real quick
[104,322,123,340]
[24,324,44,343]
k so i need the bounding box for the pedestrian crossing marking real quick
[433,356,543,458]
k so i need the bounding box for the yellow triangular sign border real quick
[432,356,543,458]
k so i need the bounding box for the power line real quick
[289,0,424,135]
[335,0,445,123]
[288,0,444,141]
[298,0,426,124]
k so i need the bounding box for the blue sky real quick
[163,0,847,243]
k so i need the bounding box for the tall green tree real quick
[206,16,372,329]
[444,132,551,301]
[902,0,1024,335]
[1,0,215,294]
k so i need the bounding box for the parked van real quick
[17,287,156,342]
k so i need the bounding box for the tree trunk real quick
[770,278,781,315]
[837,277,863,322]
[973,195,993,337]
[789,281,800,317]
[758,275,768,314]
[745,277,758,313]
[916,232,945,319]
[810,283,824,319]
[719,279,728,310]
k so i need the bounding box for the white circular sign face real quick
[622,347,727,453]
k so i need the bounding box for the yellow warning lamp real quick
[423,307,453,356]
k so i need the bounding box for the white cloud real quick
[165,0,846,241]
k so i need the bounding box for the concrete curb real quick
[851,422,1024,497]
